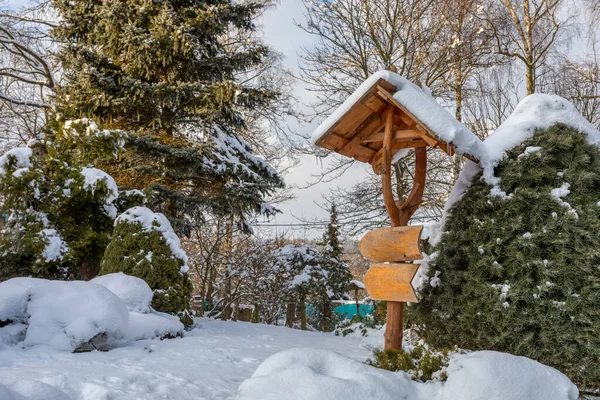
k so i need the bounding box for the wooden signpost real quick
[312,70,479,351]
[363,264,419,303]
[358,226,422,262]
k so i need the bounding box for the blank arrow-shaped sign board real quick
[364,264,419,303]
[359,226,422,262]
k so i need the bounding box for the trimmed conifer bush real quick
[411,123,600,390]
[99,207,193,327]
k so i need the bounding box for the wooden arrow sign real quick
[358,226,423,262]
[364,263,419,303]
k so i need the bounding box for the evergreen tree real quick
[411,124,600,390]
[323,203,342,259]
[51,0,284,229]
[319,205,351,331]
[99,206,194,327]
[0,118,123,280]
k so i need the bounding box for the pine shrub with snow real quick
[0,118,123,280]
[411,122,600,389]
[99,207,194,327]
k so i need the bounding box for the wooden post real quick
[380,104,427,351]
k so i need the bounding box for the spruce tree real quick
[323,204,342,259]
[99,206,194,327]
[51,0,284,228]
[0,118,123,280]
[411,124,600,390]
[319,204,351,331]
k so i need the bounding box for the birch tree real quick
[485,0,567,95]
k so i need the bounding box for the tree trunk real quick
[526,63,535,95]
[251,304,260,323]
[321,296,332,332]
[285,303,295,327]
[299,300,307,331]
[355,288,361,321]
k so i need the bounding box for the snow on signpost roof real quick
[311,70,486,165]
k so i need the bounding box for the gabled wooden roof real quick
[313,78,480,170]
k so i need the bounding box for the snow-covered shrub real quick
[0,274,184,350]
[237,348,578,400]
[412,99,600,390]
[92,272,184,339]
[99,207,194,327]
[23,280,128,351]
[0,277,44,325]
[127,310,183,341]
[92,272,153,313]
[0,118,123,280]
[366,344,459,382]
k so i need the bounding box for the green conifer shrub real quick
[411,124,600,389]
[99,207,193,327]
[0,118,123,280]
[366,344,455,382]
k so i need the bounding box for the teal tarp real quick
[333,304,373,319]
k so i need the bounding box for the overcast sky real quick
[259,1,370,240]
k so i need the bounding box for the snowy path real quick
[0,319,377,400]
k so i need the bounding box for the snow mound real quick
[92,273,153,313]
[0,324,27,347]
[311,70,486,162]
[127,311,184,341]
[0,277,45,323]
[237,349,577,400]
[24,280,129,351]
[0,379,71,400]
[0,147,33,176]
[442,351,578,400]
[236,348,416,400]
[115,206,188,273]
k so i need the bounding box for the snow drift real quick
[91,272,153,313]
[236,348,578,400]
[23,280,129,352]
[0,273,183,351]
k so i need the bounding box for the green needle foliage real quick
[0,118,123,280]
[51,0,283,229]
[410,124,600,390]
[99,207,194,327]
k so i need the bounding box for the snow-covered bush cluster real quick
[0,118,125,281]
[267,244,351,331]
[0,273,183,352]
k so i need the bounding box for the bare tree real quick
[0,0,58,148]
[485,0,568,95]
[297,0,450,122]
[547,54,600,127]
[462,65,522,139]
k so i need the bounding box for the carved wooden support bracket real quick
[380,104,428,228]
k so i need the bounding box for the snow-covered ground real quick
[0,319,377,400]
